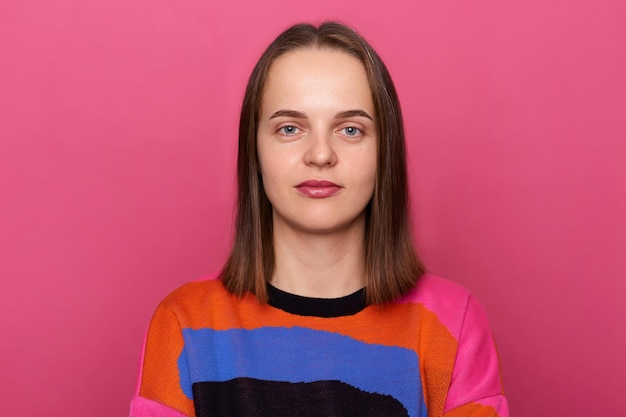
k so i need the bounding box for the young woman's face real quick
[257,47,377,235]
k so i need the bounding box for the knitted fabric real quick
[130,274,508,417]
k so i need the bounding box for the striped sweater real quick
[130,274,508,416]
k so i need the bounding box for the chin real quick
[278,214,367,236]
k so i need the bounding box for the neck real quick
[270,215,367,298]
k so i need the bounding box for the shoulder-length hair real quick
[220,21,424,304]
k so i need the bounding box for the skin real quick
[257,47,377,298]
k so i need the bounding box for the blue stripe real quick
[178,326,426,417]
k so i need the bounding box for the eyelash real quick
[276,125,364,137]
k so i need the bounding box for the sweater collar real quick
[267,284,367,317]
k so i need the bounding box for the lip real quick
[295,180,342,198]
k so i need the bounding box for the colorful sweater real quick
[130,274,508,417]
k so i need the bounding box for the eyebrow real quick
[269,110,307,119]
[334,110,373,121]
[269,109,374,121]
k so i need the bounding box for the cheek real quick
[256,138,273,180]
[258,160,274,191]
[347,154,377,206]
[257,152,284,202]
[360,149,378,190]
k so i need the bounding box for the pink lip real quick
[295,180,342,198]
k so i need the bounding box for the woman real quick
[130,22,508,417]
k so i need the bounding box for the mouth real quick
[295,180,342,198]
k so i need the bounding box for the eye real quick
[279,125,300,135]
[341,126,362,137]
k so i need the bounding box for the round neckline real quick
[267,284,367,318]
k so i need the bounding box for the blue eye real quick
[342,126,361,136]
[279,125,299,135]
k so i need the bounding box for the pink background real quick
[1,0,624,415]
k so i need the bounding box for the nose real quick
[303,131,337,167]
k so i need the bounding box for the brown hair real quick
[220,21,424,304]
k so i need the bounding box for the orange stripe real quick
[444,403,500,417]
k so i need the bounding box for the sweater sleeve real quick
[129,298,195,417]
[443,295,509,417]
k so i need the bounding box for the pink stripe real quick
[443,295,504,412]
[397,274,471,338]
[398,275,505,414]
[129,396,188,417]
[445,297,502,411]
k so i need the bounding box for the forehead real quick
[261,47,374,113]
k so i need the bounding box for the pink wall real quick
[1,0,624,415]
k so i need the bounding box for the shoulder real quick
[151,274,239,328]
[159,274,223,307]
[397,274,492,340]
[398,274,473,313]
